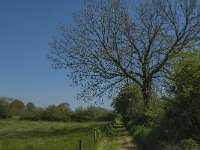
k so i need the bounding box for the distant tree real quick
[41,105,57,121]
[26,102,36,112]
[9,100,25,116]
[41,103,72,121]
[71,107,89,122]
[0,97,10,119]
[49,0,200,107]
[57,102,71,112]
[56,102,72,121]
[71,106,114,122]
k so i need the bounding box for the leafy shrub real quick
[133,126,159,150]
[20,110,41,121]
[112,84,144,119]
[145,98,164,127]
[99,122,115,137]
[133,126,151,149]
[164,139,200,150]
[162,50,200,140]
[41,104,71,121]
[71,106,114,122]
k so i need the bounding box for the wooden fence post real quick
[79,140,83,150]
[94,130,97,140]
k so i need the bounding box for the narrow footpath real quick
[98,123,138,150]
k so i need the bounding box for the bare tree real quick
[49,0,200,107]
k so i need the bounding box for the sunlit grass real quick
[0,118,108,150]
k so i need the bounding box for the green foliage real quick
[145,99,165,127]
[0,118,108,150]
[112,84,144,116]
[0,97,11,119]
[170,50,200,97]
[71,106,114,122]
[20,102,113,122]
[112,83,146,125]
[113,83,165,128]
[20,108,42,121]
[20,102,39,121]
[9,99,25,116]
[133,126,156,150]
[162,50,200,140]
[25,102,36,112]
[41,104,71,121]
[112,50,200,149]
[164,139,200,150]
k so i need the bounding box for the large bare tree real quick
[49,0,200,107]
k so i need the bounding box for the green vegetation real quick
[112,49,200,150]
[97,118,137,150]
[1,0,200,149]
[0,98,115,149]
[0,97,114,122]
[0,118,108,150]
[9,100,25,116]
[1,50,199,150]
[0,98,10,119]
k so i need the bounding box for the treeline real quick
[0,97,114,122]
[112,51,200,150]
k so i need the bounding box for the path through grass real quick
[98,120,138,150]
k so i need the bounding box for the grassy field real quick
[0,118,108,150]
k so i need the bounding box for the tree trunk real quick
[142,80,152,108]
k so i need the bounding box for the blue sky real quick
[0,0,112,109]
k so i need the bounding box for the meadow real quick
[0,118,108,150]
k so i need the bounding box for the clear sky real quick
[0,0,112,110]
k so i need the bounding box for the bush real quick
[162,50,200,140]
[145,98,164,127]
[111,83,144,121]
[21,102,72,122]
[164,139,200,150]
[71,106,114,122]
[133,126,160,150]
[133,126,151,149]
[41,104,71,121]
[20,110,41,121]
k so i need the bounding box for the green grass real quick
[0,118,108,150]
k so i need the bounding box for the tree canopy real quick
[49,0,200,106]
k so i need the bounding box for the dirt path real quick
[97,137,110,150]
[114,126,138,150]
[98,124,138,150]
